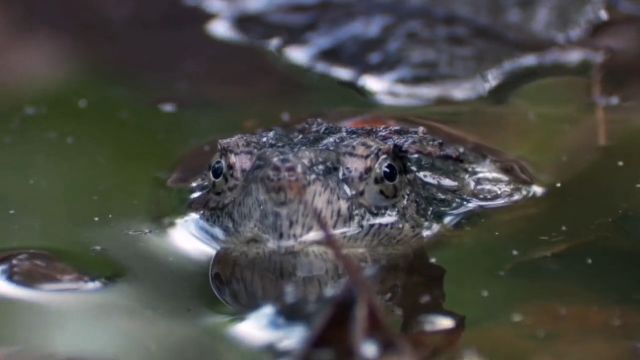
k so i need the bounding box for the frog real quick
[187,116,542,248]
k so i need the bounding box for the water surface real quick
[1,2,640,359]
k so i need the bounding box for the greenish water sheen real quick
[1,69,639,359]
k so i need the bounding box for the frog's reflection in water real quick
[210,244,464,356]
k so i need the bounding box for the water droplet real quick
[555,182,562,188]
[510,312,524,322]
[77,98,88,108]
[617,161,625,167]
[480,289,489,297]
[8,210,15,215]
[359,339,381,359]
[417,313,458,332]
[157,102,178,113]
[93,217,100,222]
[511,249,519,256]
[586,257,593,264]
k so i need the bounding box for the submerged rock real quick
[190,0,624,105]
[0,250,107,292]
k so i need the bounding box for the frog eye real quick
[210,159,225,181]
[382,162,398,183]
[358,156,404,208]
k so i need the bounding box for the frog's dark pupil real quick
[382,163,398,183]
[211,160,225,180]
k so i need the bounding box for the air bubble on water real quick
[480,289,489,297]
[527,111,536,121]
[511,249,519,256]
[557,306,567,316]
[23,105,38,116]
[460,348,485,360]
[127,229,152,235]
[429,257,437,263]
[561,225,568,231]
[93,217,99,222]
[90,246,103,255]
[609,316,623,327]
[360,339,381,359]
[8,210,15,215]
[419,294,432,304]
[280,111,291,123]
[77,98,88,108]
[555,182,562,188]
[617,161,624,167]
[66,136,75,144]
[511,312,524,322]
[158,102,178,113]
[595,94,619,107]
[586,257,593,264]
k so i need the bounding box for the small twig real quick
[591,65,609,147]
[306,203,416,358]
[309,206,371,291]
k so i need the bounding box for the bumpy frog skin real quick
[189,118,541,248]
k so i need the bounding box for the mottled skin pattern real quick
[189,118,538,248]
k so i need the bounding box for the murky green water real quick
[2,10,640,359]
